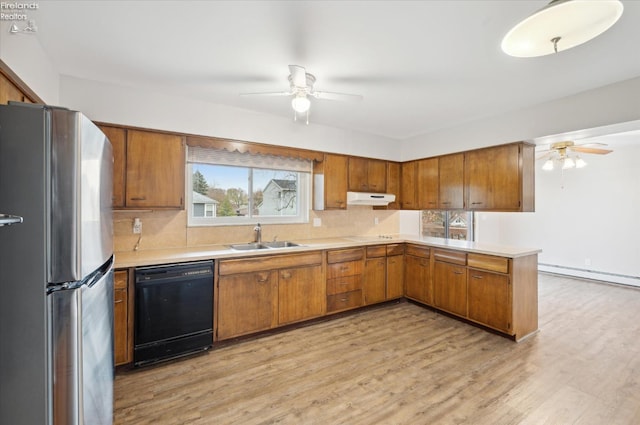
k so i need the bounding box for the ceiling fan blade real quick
[574,142,608,147]
[288,65,307,88]
[312,91,363,101]
[536,151,554,160]
[240,91,292,97]
[569,146,613,155]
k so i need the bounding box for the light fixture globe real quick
[291,95,310,113]
[502,0,624,58]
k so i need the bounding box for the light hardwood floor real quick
[114,273,640,424]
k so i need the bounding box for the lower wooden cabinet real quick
[114,270,131,366]
[404,245,431,304]
[217,252,324,340]
[326,248,364,313]
[467,269,511,332]
[432,249,468,316]
[217,271,278,340]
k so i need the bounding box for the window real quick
[421,210,474,241]
[187,147,311,226]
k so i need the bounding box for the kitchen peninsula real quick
[113,234,540,366]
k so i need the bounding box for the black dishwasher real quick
[134,260,214,366]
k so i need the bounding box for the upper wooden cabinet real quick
[348,157,386,193]
[0,72,31,104]
[417,157,439,210]
[464,142,534,212]
[438,153,464,209]
[400,161,418,210]
[384,162,401,210]
[99,126,127,208]
[99,125,186,210]
[314,153,348,210]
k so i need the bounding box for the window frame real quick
[421,210,475,241]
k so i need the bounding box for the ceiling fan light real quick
[291,95,310,113]
[562,156,576,169]
[575,157,587,168]
[542,159,554,171]
[501,0,624,58]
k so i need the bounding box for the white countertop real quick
[114,234,541,269]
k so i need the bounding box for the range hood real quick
[346,192,396,206]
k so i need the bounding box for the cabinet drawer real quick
[219,251,323,275]
[327,290,363,313]
[434,249,467,265]
[386,244,405,256]
[468,253,509,274]
[405,244,430,258]
[115,270,128,289]
[327,275,363,295]
[327,260,363,279]
[327,248,364,264]
[366,245,386,258]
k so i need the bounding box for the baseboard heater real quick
[538,263,640,288]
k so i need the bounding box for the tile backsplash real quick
[113,207,400,252]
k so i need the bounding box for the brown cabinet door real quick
[386,255,404,299]
[385,162,401,209]
[367,159,387,193]
[465,144,522,211]
[278,266,325,325]
[324,154,348,209]
[438,153,464,209]
[113,270,129,366]
[0,73,27,104]
[468,269,511,332]
[217,271,278,340]
[348,157,368,192]
[126,130,185,208]
[433,262,467,317]
[363,257,386,305]
[400,161,417,209]
[417,157,439,209]
[98,126,126,208]
[404,254,431,304]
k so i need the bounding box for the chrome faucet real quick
[253,223,262,243]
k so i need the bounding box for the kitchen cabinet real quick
[114,269,131,366]
[363,246,387,305]
[400,161,418,210]
[464,142,534,212]
[326,248,364,313]
[98,125,126,208]
[417,157,439,209]
[404,244,431,304]
[314,153,348,210]
[386,244,405,299]
[217,252,324,340]
[384,162,401,210]
[126,129,185,209]
[467,268,511,333]
[433,249,468,317]
[278,265,325,325]
[0,72,30,104]
[438,153,464,209]
[348,157,387,193]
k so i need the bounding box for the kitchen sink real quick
[229,241,301,250]
[229,242,270,250]
[262,241,300,248]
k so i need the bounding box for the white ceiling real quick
[29,1,640,141]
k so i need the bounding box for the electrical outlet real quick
[133,217,142,234]
[584,258,592,266]
[313,218,322,227]
[374,217,379,225]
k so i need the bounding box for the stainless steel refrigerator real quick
[0,103,114,424]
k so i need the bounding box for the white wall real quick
[58,76,400,161]
[476,143,640,286]
[0,21,60,104]
[402,77,640,160]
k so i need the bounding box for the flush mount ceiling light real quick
[501,0,624,58]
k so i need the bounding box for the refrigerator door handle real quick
[0,214,23,226]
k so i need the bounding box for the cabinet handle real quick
[114,299,124,304]
[471,275,483,279]
[130,196,146,201]
[281,272,291,279]
[339,281,349,285]
[471,201,483,205]
[453,270,464,275]
[340,298,348,302]
[340,266,350,271]
[441,201,451,205]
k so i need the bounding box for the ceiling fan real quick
[537,141,613,171]
[240,65,363,124]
